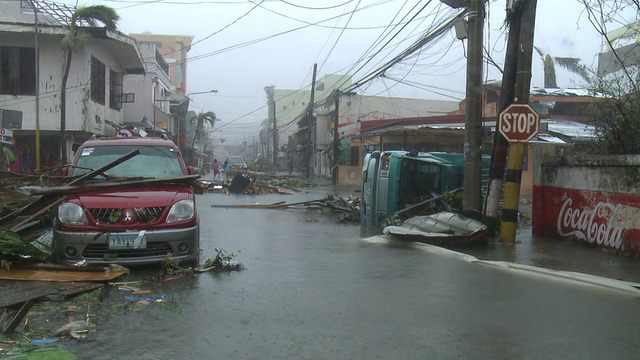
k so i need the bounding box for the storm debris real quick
[211,194,361,223]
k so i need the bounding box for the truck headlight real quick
[58,202,88,225]
[166,199,195,223]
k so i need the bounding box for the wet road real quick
[67,183,640,359]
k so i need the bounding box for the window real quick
[91,56,106,104]
[109,70,123,110]
[0,46,36,95]
[73,145,184,178]
[349,146,360,166]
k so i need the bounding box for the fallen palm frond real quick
[0,228,52,263]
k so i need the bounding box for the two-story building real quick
[129,33,195,164]
[0,0,144,171]
[122,41,172,135]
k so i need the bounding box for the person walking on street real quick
[212,159,220,181]
[0,143,16,171]
[223,159,231,184]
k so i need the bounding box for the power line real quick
[342,8,466,93]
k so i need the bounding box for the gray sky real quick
[55,0,634,145]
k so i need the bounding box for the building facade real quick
[122,41,172,133]
[0,0,144,170]
[129,33,192,96]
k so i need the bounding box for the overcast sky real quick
[54,0,634,145]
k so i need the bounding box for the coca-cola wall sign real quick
[533,186,640,255]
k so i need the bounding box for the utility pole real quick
[332,91,340,185]
[462,0,485,213]
[264,85,277,165]
[484,1,523,231]
[500,0,538,242]
[272,100,277,165]
[30,0,41,171]
[305,63,318,178]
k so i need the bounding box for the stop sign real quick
[498,104,540,142]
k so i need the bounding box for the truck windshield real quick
[72,145,185,178]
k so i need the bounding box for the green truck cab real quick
[361,150,489,227]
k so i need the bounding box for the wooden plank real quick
[393,194,448,217]
[67,150,140,185]
[0,281,61,308]
[268,199,326,208]
[9,196,66,231]
[0,194,60,226]
[2,300,34,334]
[30,175,201,196]
[211,201,286,209]
[0,267,128,282]
[44,283,103,302]
[0,281,105,308]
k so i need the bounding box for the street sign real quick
[116,128,134,138]
[0,128,13,144]
[498,104,540,142]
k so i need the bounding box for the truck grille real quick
[90,207,166,224]
[83,242,173,258]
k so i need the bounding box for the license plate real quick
[109,234,147,249]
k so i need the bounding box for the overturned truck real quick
[360,150,490,228]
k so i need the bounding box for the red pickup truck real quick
[53,136,200,266]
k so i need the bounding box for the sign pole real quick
[499,0,538,243]
[497,105,539,243]
[499,142,525,242]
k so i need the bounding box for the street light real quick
[186,89,218,98]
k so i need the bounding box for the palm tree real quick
[191,111,217,151]
[60,5,120,164]
[534,47,591,88]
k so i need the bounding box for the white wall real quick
[123,74,151,123]
[0,32,128,135]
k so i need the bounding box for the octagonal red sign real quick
[498,104,540,142]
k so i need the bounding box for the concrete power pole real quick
[305,64,318,178]
[263,85,276,165]
[484,1,523,232]
[500,0,538,242]
[332,91,340,185]
[463,0,485,213]
[272,100,277,165]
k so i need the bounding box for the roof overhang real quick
[0,23,145,74]
[89,28,145,74]
[547,119,597,140]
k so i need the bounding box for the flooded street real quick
[63,184,640,359]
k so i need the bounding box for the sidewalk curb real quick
[363,235,640,296]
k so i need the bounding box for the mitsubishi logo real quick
[122,209,137,224]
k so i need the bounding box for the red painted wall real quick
[533,155,640,255]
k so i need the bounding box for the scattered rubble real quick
[199,171,314,195]
[0,160,238,357]
[0,250,243,356]
[211,193,361,223]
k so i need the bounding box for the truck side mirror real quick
[187,166,197,175]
